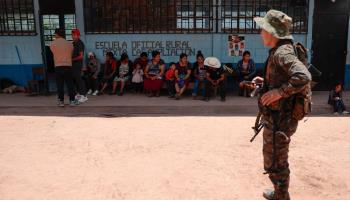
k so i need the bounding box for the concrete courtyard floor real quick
[0,91,349,116]
[0,116,349,200]
[0,91,349,200]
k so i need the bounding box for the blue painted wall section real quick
[0,64,43,86]
[345,16,350,89]
[84,34,307,66]
[0,35,43,86]
[345,65,350,90]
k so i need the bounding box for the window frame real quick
[221,0,309,34]
[83,0,215,34]
[0,0,37,36]
[83,0,309,34]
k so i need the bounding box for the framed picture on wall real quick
[228,35,245,57]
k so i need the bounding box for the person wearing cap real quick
[50,28,78,106]
[204,57,226,102]
[71,28,88,103]
[85,52,101,96]
[252,10,312,200]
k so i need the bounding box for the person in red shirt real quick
[165,62,176,98]
[100,52,117,95]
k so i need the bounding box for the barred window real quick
[84,0,309,34]
[176,0,213,32]
[42,14,76,46]
[221,0,309,34]
[83,0,213,34]
[0,0,36,36]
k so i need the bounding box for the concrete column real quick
[306,0,314,62]
[75,0,86,44]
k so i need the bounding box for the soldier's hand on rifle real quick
[261,89,282,106]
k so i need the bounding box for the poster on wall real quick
[228,35,245,57]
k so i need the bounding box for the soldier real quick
[252,10,312,200]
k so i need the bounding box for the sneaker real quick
[333,112,340,116]
[78,95,88,103]
[92,90,99,96]
[175,94,180,100]
[263,189,277,200]
[342,111,349,115]
[87,89,93,95]
[118,92,124,96]
[70,99,80,106]
[57,101,65,107]
[168,95,175,98]
[221,97,226,102]
[75,94,82,100]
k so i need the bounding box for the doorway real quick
[38,0,76,91]
[311,0,350,90]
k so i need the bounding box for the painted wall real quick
[2,0,349,90]
[75,0,308,67]
[0,0,43,86]
[0,0,42,65]
[0,36,42,65]
[83,34,307,67]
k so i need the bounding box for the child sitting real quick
[132,64,144,93]
[165,62,176,98]
[328,83,349,115]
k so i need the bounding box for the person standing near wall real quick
[50,28,79,106]
[252,10,312,200]
[71,28,88,103]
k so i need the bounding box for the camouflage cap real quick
[254,10,293,40]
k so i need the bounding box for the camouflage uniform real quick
[254,10,312,200]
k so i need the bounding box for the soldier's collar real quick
[269,39,293,53]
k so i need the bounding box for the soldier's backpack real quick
[291,42,317,121]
